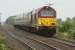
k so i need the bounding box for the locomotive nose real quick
[37,18,56,26]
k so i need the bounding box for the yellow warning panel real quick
[37,18,56,26]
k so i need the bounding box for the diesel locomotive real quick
[7,5,56,36]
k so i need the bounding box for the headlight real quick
[39,22,42,24]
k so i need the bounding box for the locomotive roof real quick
[31,6,55,14]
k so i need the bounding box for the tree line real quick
[57,17,75,39]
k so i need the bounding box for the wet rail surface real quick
[2,24,75,50]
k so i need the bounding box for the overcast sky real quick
[0,0,75,22]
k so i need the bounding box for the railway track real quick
[53,37,75,44]
[7,31,58,50]
[2,24,59,50]
[1,25,33,50]
[49,37,75,47]
[13,28,75,50]
[6,37,33,50]
[5,32,33,50]
[2,24,75,50]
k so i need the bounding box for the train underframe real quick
[36,26,56,36]
[14,25,56,37]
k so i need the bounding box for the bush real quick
[57,17,75,40]
[0,39,10,50]
[68,28,75,39]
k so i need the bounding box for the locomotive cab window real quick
[41,9,54,17]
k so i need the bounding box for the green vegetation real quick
[6,16,16,24]
[0,39,10,50]
[0,31,10,50]
[57,17,75,40]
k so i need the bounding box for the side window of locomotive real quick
[41,10,54,16]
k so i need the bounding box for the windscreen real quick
[41,9,54,16]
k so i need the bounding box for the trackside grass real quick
[0,31,10,50]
